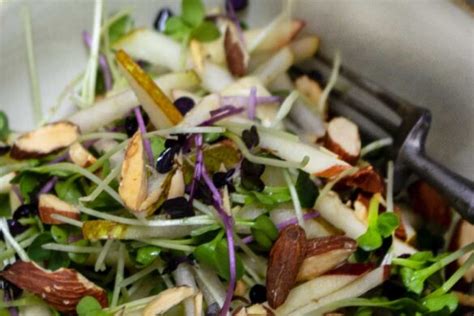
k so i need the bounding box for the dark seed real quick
[7,220,27,236]
[212,172,227,188]
[241,174,264,192]
[195,181,214,205]
[229,0,248,11]
[124,114,138,137]
[0,145,10,156]
[173,97,195,115]
[241,159,265,177]
[153,8,173,32]
[160,197,194,219]
[12,204,38,220]
[249,284,267,304]
[155,147,177,174]
[242,125,259,149]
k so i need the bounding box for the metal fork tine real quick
[316,53,408,115]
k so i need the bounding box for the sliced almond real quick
[143,286,195,316]
[119,131,148,213]
[408,180,452,228]
[139,171,170,214]
[0,261,107,313]
[245,19,305,53]
[168,167,185,199]
[38,194,80,225]
[247,304,268,315]
[10,121,79,160]
[290,36,320,63]
[296,236,357,282]
[69,142,96,168]
[224,23,249,77]
[339,165,384,193]
[234,279,247,297]
[450,219,474,282]
[116,50,183,129]
[295,75,322,106]
[324,117,361,164]
[266,225,306,309]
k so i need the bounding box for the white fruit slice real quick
[252,47,294,85]
[143,286,196,316]
[290,36,320,63]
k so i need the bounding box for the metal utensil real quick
[315,53,474,223]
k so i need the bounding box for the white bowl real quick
[1,0,473,178]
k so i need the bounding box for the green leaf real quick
[181,0,205,27]
[357,228,383,252]
[253,215,279,240]
[252,229,273,250]
[191,21,220,42]
[68,239,91,264]
[15,172,42,204]
[28,232,54,262]
[55,180,82,204]
[51,225,69,244]
[0,194,10,217]
[164,16,191,41]
[76,296,108,316]
[0,111,9,141]
[215,238,244,280]
[377,212,399,238]
[108,15,134,44]
[203,132,222,143]
[423,293,458,313]
[150,136,166,160]
[367,194,380,227]
[295,171,318,208]
[400,266,424,295]
[136,246,161,266]
[47,251,70,271]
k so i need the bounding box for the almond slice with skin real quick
[266,225,306,309]
[324,117,361,165]
[38,194,80,225]
[296,236,357,282]
[10,121,79,160]
[143,286,196,316]
[0,261,107,313]
[295,75,322,106]
[339,165,385,193]
[69,142,96,168]
[116,49,183,129]
[224,22,249,77]
[119,131,148,213]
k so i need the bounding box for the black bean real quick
[173,97,195,115]
[153,8,173,32]
[7,220,27,236]
[160,197,194,219]
[229,0,248,11]
[249,284,267,304]
[155,147,177,174]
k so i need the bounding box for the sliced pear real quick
[69,142,96,168]
[119,131,148,213]
[143,286,196,316]
[200,61,235,93]
[38,194,80,225]
[177,94,220,127]
[295,75,322,107]
[252,47,294,85]
[10,121,79,160]
[116,50,183,129]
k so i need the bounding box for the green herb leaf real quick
[136,246,161,266]
[55,180,82,204]
[108,15,134,44]
[68,239,91,264]
[252,229,273,250]
[182,0,205,27]
[47,251,70,271]
[423,293,458,313]
[377,212,399,238]
[0,194,10,217]
[164,16,191,41]
[0,111,9,141]
[28,232,54,261]
[357,227,383,251]
[51,225,69,244]
[12,172,43,203]
[76,296,109,316]
[295,170,318,208]
[215,238,244,280]
[253,215,279,240]
[150,136,166,159]
[191,21,220,42]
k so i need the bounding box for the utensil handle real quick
[405,151,474,223]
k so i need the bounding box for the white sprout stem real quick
[106,294,158,314]
[119,260,163,288]
[95,239,114,272]
[317,167,359,204]
[90,139,129,172]
[145,126,225,137]
[141,239,196,252]
[0,218,29,261]
[0,235,36,262]
[21,6,42,126]
[50,214,83,227]
[360,137,393,157]
[235,235,267,275]
[283,169,305,229]
[79,132,128,142]
[218,121,299,142]
[80,164,121,202]
[191,197,214,216]
[318,51,341,115]
[386,161,394,212]
[81,0,103,107]
[241,257,264,284]
[42,243,102,253]
[226,132,308,169]
[111,243,125,307]
[271,90,300,127]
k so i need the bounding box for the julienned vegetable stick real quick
[68,72,199,133]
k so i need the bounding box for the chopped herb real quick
[136,246,161,266]
[295,170,318,208]
[0,111,9,141]
[77,296,109,316]
[108,15,134,44]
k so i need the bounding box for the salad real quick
[0,0,473,315]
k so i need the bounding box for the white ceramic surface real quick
[0,0,473,178]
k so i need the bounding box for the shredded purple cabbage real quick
[133,107,154,165]
[247,87,257,120]
[188,134,203,203]
[38,176,58,195]
[200,105,245,126]
[82,31,113,91]
[201,167,236,316]
[241,211,320,244]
